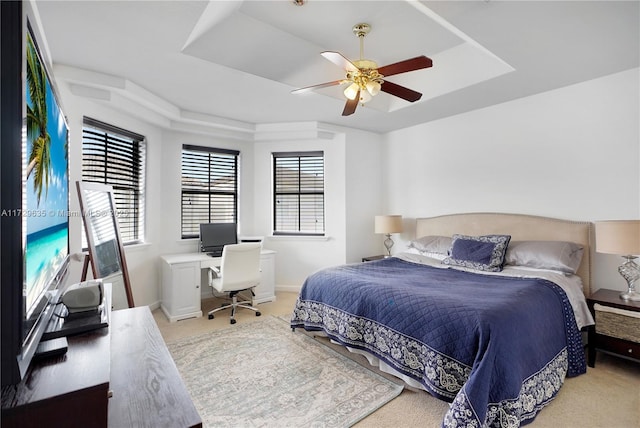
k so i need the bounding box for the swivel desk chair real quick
[207,243,262,324]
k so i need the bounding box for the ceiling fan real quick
[292,23,433,116]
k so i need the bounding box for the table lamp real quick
[595,220,640,301]
[375,215,403,257]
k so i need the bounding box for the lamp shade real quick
[343,83,359,100]
[366,80,381,96]
[375,215,403,234]
[595,220,640,255]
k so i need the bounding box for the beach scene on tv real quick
[24,31,69,314]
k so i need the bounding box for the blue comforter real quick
[290,257,586,427]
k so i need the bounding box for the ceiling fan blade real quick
[291,80,343,94]
[321,51,359,72]
[380,80,423,102]
[342,91,359,116]
[377,56,432,77]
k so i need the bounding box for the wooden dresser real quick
[1,302,201,427]
[1,322,111,427]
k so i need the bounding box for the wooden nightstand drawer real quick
[594,335,640,359]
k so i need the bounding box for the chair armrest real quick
[207,266,221,286]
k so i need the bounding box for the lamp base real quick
[618,256,640,301]
[620,290,640,301]
[383,234,394,257]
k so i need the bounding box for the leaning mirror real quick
[76,181,134,308]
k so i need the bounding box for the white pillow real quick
[407,235,452,257]
[505,240,584,275]
[404,247,448,261]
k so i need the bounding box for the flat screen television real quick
[1,2,71,387]
[199,223,238,257]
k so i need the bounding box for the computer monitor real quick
[199,223,237,257]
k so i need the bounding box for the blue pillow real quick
[443,234,511,272]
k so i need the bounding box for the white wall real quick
[252,133,348,289]
[384,68,640,293]
[57,84,165,309]
[343,128,385,262]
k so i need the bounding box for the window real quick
[82,117,146,245]
[181,145,239,239]
[273,151,324,235]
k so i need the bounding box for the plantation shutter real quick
[181,145,239,239]
[273,151,324,236]
[82,117,146,245]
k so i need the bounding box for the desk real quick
[160,250,276,322]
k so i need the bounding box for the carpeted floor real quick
[154,291,640,427]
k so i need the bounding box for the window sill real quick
[123,242,152,253]
[267,235,330,242]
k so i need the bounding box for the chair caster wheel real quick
[208,314,214,320]
[230,319,237,325]
[255,311,261,317]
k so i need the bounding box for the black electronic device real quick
[199,223,238,257]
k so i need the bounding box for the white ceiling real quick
[35,0,639,135]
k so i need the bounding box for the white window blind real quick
[181,145,239,239]
[82,117,146,245]
[273,151,324,236]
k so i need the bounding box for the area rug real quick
[167,316,403,428]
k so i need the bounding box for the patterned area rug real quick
[167,316,403,428]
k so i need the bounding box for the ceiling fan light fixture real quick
[366,80,381,96]
[359,89,372,104]
[344,82,360,100]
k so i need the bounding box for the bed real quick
[290,213,594,427]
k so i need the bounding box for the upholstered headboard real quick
[415,213,593,296]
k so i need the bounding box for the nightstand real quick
[362,255,386,262]
[587,289,640,367]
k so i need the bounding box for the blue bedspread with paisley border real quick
[290,257,586,427]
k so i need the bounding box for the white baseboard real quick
[275,285,302,293]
